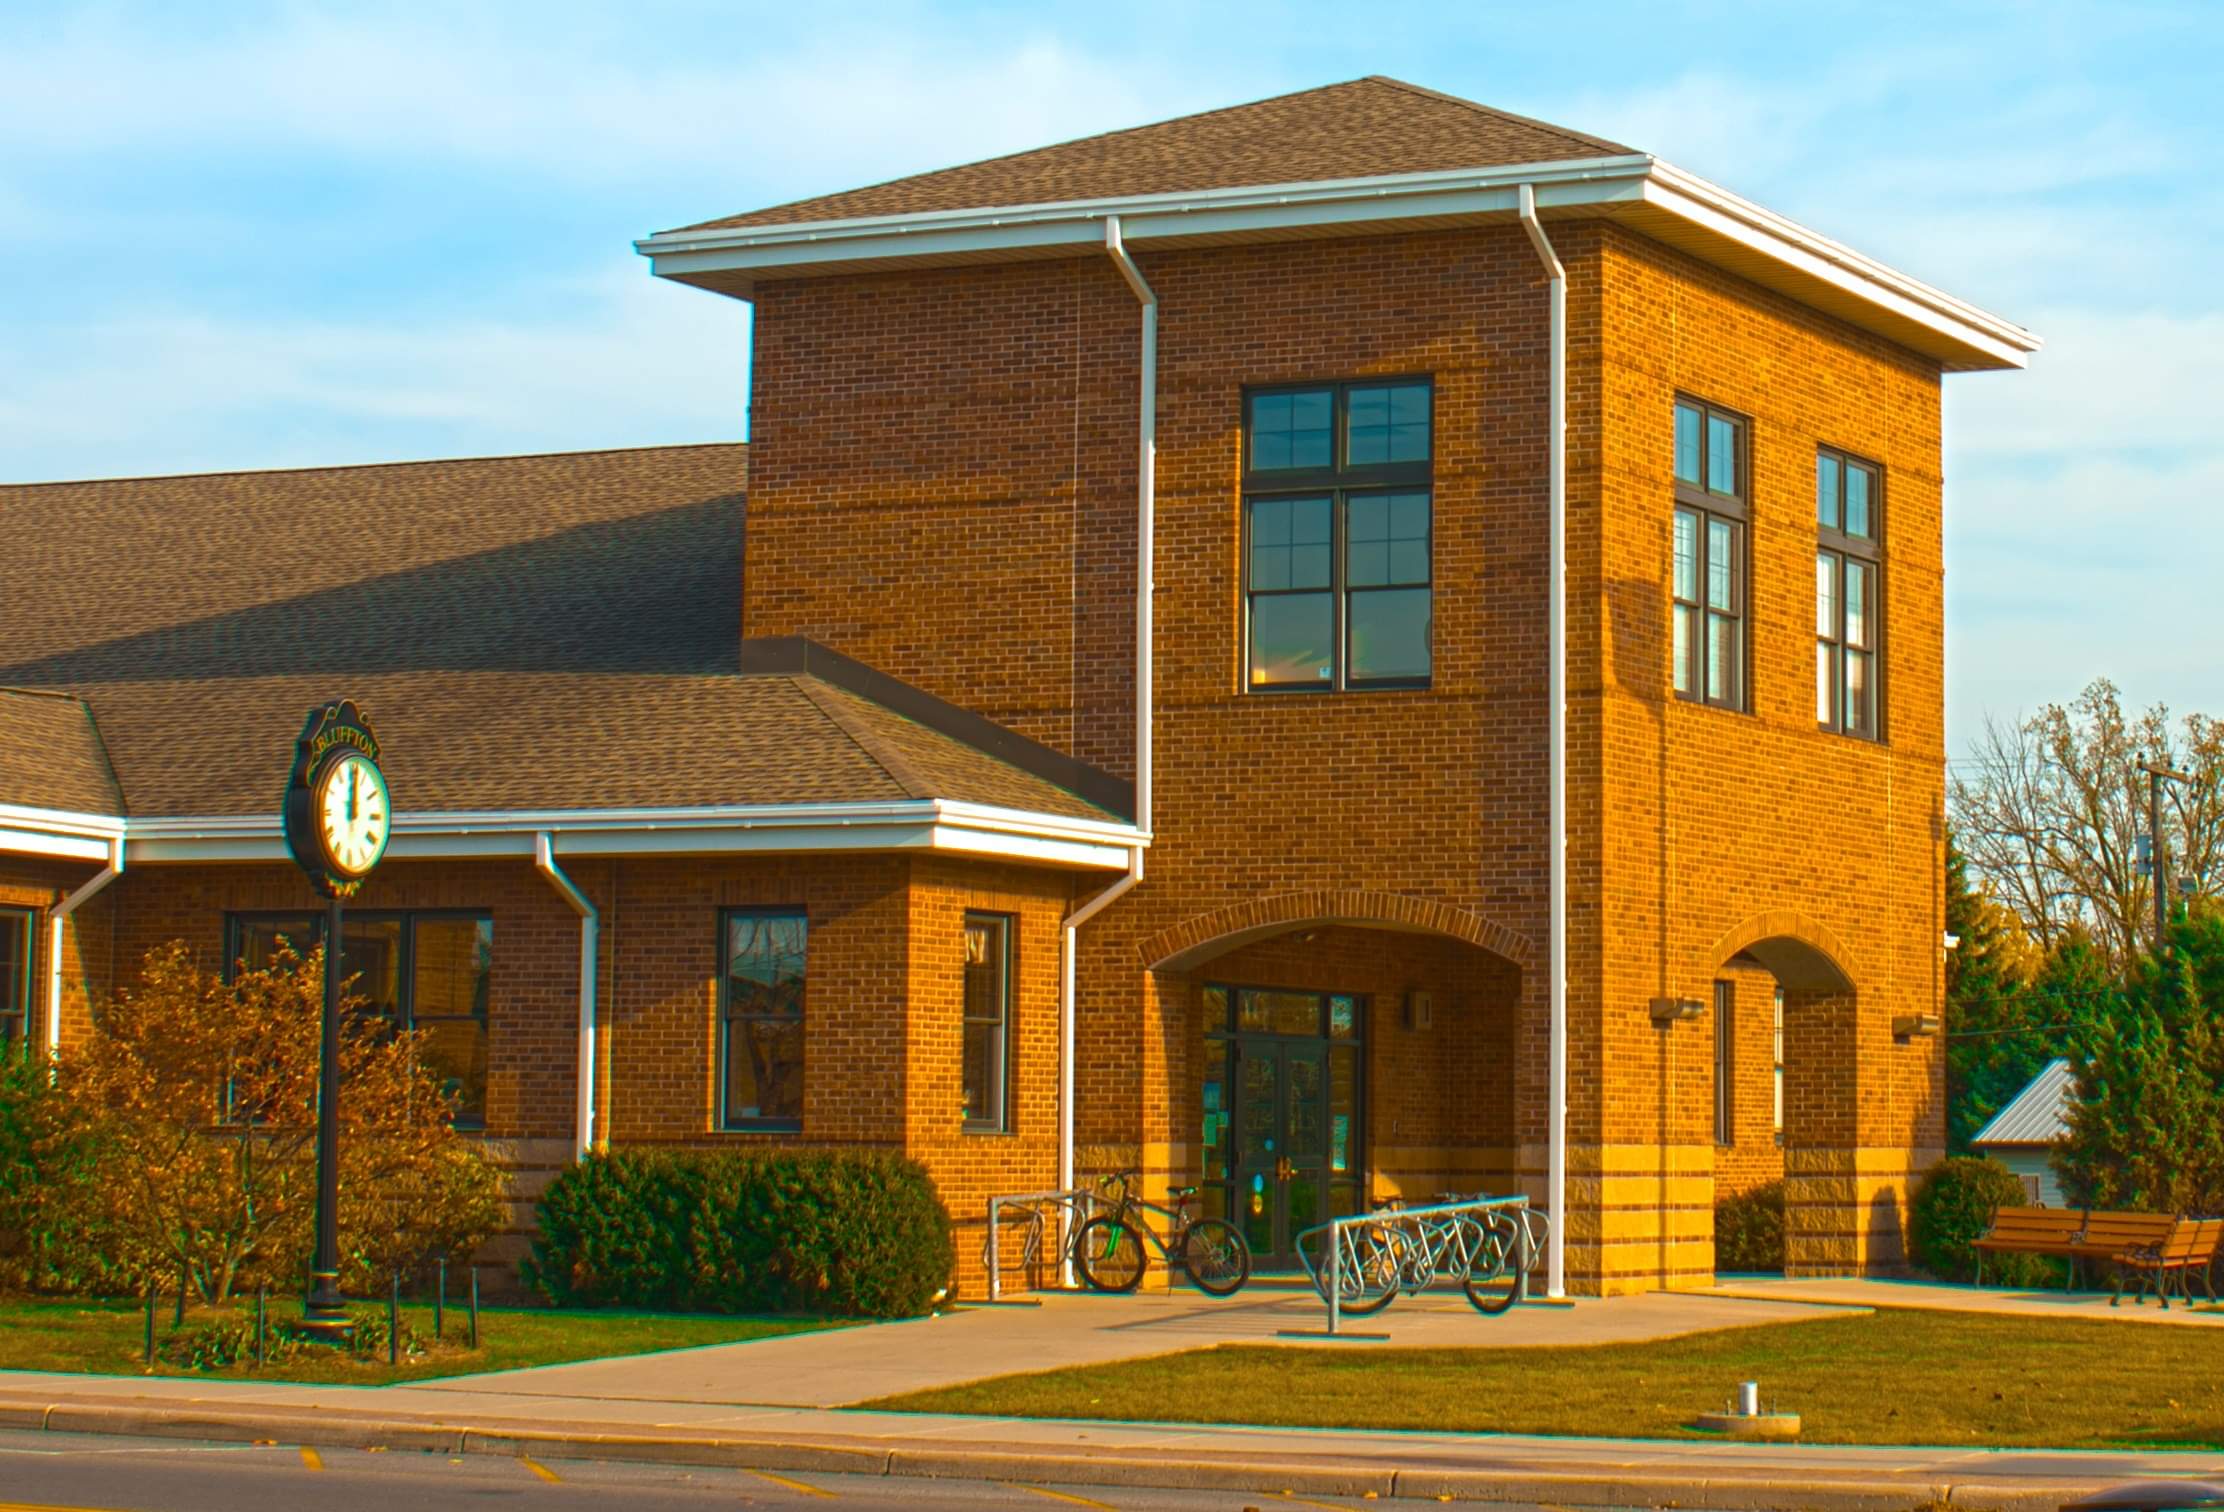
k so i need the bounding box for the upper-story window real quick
[1816,448,1882,739]
[1671,397,1747,711]
[1243,380,1433,692]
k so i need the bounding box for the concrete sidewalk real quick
[1708,1275,2224,1323]
[0,1368,2218,1509]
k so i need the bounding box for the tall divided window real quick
[1816,447,1882,738]
[1772,987,1785,1138]
[224,911,492,1128]
[1671,398,1747,710]
[1713,981,1736,1145]
[0,909,32,1054]
[1244,380,1432,691]
[962,913,1012,1133]
[721,909,807,1131]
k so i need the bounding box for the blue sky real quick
[3,1,2218,755]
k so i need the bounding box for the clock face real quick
[315,751,390,878]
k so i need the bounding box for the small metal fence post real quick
[1327,1217,1341,1337]
[173,1269,186,1329]
[143,1284,155,1366]
[388,1273,399,1366]
[468,1265,479,1349]
[255,1285,266,1365]
[988,1199,1001,1302]
[435,1257,446,1341]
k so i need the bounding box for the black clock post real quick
[281,700,391,1342]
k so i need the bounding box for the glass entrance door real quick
[1202,985,1363,1269]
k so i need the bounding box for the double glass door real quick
[1201,986,1362,1267]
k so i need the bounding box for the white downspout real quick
[46,836,124,1058]
[534,832,599,1161]
[1518,182,1569,1299]
[1054,215,1155,1266]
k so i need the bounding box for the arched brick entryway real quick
[1141,889,1533,973]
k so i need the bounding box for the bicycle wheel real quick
[1313,1222,1405,1316]
[1462,1213,1526,1315]
[1178,1219,1251,1297]
[1073,1215,1147,1293]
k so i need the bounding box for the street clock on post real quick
[283,700,390,898]
[279,698,390,1341]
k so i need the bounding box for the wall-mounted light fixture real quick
[1404,990,1434,1032]
[1892,1012,1942,1042]
[1649,996,1704,1024]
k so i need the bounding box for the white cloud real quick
[0,266,748,481]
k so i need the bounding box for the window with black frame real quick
[1816,447,1882,738]
[720,909,806,1131]
[223,911,491,1128]
[1243,380,1432,692]
[0,909,31,1053]
[1671,397,1748,710]
[961,912,1011,1132]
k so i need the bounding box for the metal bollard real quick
[468,1265,479,1349]
[388,1273,399,1366]
[435,1257,445,1342]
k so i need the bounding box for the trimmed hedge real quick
[1714,1180,1785,1273]
[523,1149,954,1318]
[1910,1154,2045,1284]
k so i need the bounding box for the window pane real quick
[1816,551,1838,637]
[1202,1038,1228,1179]
[1673,604,1694,694]
[1248,591,1334,686]
[1250,497,1332,592]
[1817,639,1836,724]
[1202,984,1230,1033]
[1251,388,1332,470]
[339,917,404,1019]
[1348,492,1429,588]
[1845,560,1870,648]
[725,1015,804,1123]
[412,916,491,1127]
[1817,454,1841,530]
[236,917,320,973]
[1706,519,1733,611]
[0,912,27,1048]
[1707,414,1738,496]
[1845,462,1873,538]
[962,914,1009,1129]
[1674,402,1702,485]
[1673,509,1698,602]
[1708,611,1736,704]
[1347,383,1429,464]
[1328,994,1358,1039]
[1241,989,1320,1036]
[1349,588,1430,682]
[1329,1045,1358,1173]
[727,913,807,1011]
[1846,649,1874,736]
[416,1016,489,1129]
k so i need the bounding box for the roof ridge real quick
[665,78,1388,235]
[2,440,747,492]
[1359,75,1635,156]
[788,676,937,801]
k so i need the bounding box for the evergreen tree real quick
[1944,838,2047,1152]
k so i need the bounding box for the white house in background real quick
[1971,1059,2076,1206]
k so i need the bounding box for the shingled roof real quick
[0,445,1123,824]
[675,76,1633,232]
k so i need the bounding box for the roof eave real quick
[641,155,2038,371]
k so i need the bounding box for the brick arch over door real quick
[1140,890,1534,974]
[1703,910,1858,994]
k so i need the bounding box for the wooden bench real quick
[1973,1206,2085,1286]
[2111,1216,2222,1309]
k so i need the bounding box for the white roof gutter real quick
[640,155,2038,371]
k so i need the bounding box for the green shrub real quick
[1911,1155,2045,1283]
[1714,1180,1785,1273]
[524,1149,953,1318]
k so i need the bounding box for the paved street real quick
[0,1426,1604,1512]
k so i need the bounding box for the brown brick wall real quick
[743,213,1950,1292]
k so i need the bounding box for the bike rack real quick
[1293,1193,1535,1336]
[983,1186,1103,1302]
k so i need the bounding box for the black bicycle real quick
[1071,1170,1251,1297]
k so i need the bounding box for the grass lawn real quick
[870,1308,2224,1450]
[0,1295,833,1385]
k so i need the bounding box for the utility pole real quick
[2136,756,2196,956]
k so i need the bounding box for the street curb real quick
[0,1390,2120,1508]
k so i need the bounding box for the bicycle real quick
[1071,1170,1252,1297]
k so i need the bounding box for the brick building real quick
[0,78,2032,1294]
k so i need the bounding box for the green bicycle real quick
[1071,1170,1252,1297]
